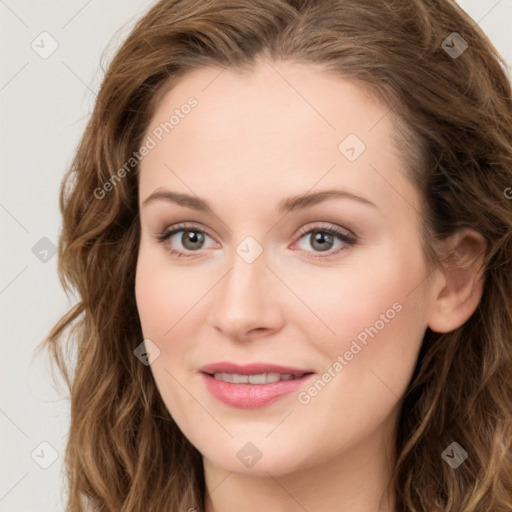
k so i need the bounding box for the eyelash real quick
[153,222,357,259]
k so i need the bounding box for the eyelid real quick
[153,221,218,245]
[296,222,356,241]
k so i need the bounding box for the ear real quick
[427,228,487,333]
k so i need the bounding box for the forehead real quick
[138,60,419,215]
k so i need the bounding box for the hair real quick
[36,0,512,510]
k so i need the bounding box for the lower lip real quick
[201,373,314,409]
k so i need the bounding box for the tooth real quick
[248,373,266,384]
[232,374,249,384]
[213,373,233,383]
[212,372,306,384]
[265,372,281,383]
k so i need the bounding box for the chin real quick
[199,435,315,477]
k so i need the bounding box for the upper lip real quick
[199,361,315,376]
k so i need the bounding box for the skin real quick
[135,59,486,512]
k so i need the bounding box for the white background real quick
[1,1,511,510]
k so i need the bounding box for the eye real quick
[153,222,216,258]
[292,223,357,258]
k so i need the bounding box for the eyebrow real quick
[141,187,378,213]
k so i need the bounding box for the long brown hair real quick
[37,0,512,510]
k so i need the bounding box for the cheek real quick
[135,259,168,340]
[287,251,428,454]
[134,245,218,379]
[293,243,429,423]
[292,243,427,352]
[135,243,200,339]
[134,249,198,412]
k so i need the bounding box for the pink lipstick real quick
[199,361,315,409]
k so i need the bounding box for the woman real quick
[39,0,512,510]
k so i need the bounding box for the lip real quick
[199,361,315,409]
[200,361,314,376]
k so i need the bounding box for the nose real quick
[206,244,285,341]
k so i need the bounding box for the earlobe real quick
[427,229,487,334]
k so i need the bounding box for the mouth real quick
[199,362,315,408]
[208,372,309,384]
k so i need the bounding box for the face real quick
[135,59,435,476]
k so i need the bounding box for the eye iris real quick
[182,230,204,250]
[311,230,334,252]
